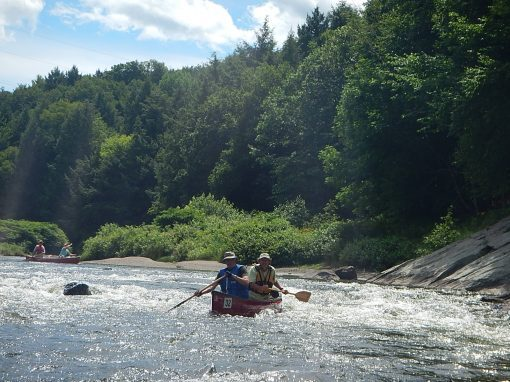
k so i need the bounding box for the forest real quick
[0,0,509,270]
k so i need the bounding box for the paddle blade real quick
[293,291,311,302]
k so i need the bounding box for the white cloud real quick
[0,0,44,41]
[51,0,253,50]
[248,0,365,46]
[0,0,368,90]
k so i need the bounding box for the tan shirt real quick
[248,265,277,301]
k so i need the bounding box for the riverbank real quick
[369,215,510,304]
[83,256,370,281]
[83,255,508,310]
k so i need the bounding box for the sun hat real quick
[222,251,237,262]
[258,252,271,261]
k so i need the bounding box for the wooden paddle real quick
[169,275,226,311]
[270,287,311,302]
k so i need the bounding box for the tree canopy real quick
[1,0,509,262]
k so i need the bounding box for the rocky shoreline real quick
[368,216,510,309]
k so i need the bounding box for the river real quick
[1,256,509,381]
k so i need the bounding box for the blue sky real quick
[0,0,364,91]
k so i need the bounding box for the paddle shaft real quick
[269,286,297,296]
[169,275,226,311]
[269,287,311,302]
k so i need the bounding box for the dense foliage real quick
[1,1,509,270]
[82,195,310,267]
[0,219,68,255]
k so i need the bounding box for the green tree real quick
[323,0,468,225]
[154,87,243,208]
[208,63,288,211]
[280,31,301,67]
[4,101,96,221]
[327,1,360,30]
[65,65,81,86]
[45,67,66,90]
[254,18,277,65]
[254,25,356,211]
[106,61,146,83]
[65,133,153,242]
[297,7,328,57]
[438,0,510,208]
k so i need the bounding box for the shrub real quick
[153,206,202,228]
[171,216,232,261]
[416,207,461,256]
[186,194,240,220]
[306,218,381,264]
[273,197,310,228]
[0,242,26,256]
[223,213,306,266]
[0,219,68,254]
[81,223,177,261]
[336,236,416,271]
[301,221,341,264]
[83,198,339,267]
[161,211,308,266]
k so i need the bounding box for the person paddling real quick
[59,243,73,257]
[194,251,250,299]
[248,253,288,301]
[32,240,46,257]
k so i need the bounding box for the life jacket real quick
[252,264,276,295]
[218,264,249,299]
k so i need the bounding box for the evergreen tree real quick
[297,7,327,57]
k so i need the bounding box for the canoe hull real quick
[25,255,80,264]
[211,291,282,317]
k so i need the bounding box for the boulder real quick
[335,266,357,280]
[369,216,510,299]
[313,271,338,281]
[63,282,91,296]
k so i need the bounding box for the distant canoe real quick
[25,255,80,264]
[211,291,282,317]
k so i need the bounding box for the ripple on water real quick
[1,256,509,381]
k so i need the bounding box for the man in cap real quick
[194,251,250,299]
[248,252,288,301]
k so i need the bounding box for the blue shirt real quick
[217,264,249,299]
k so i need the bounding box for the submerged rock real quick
[63,282,91,296]
[369,216,510,300]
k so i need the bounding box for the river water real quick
[1,256,509,381]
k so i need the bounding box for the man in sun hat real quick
[194,251,250,299]
[248,252,288,301]
[59,242,73,257]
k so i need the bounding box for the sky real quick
[0,0,364,91]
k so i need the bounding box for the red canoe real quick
[211,291,282,317]
[25,255,80,264]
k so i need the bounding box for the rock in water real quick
[335,266,358,280]
[314,271,338,281]
[63,282,91,295]
[200,363,216,377]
